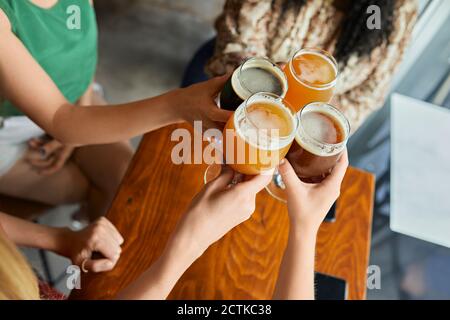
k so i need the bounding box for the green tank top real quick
[0,0,97,117]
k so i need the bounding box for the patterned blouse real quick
[206,0,418,132]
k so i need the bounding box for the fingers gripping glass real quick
[219,57,288,111]
[265,102,350,202]
[205,92,299,183]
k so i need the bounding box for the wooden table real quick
[70,124,375,300]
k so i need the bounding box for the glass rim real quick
[297,102,350,150]
[289,47,339,90]
[238,57,288,98]
[238,91,299,141]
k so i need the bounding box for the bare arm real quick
[273,153,348,300]
[0,10,230,146]
[117,167,273,299]
[273,227,317,300]
[0,212,125,273]
[0,211,66,253]
[116,227,201,299]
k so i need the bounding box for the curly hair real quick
[334,0,396,65]
[275,0,396,65]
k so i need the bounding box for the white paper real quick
[390,94,450,247]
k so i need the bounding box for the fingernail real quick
[39,148,46,159]
[231,173,243,184]
[280,159,286,166]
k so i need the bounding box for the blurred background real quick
[23,0,450,299]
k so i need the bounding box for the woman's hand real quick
[58,217,124,273]
[273,151,348,300]
[117,167,273,299]
[278,150,349,236]
[173,75,233,131]
[174,166,273,257]
[26,137,74,175]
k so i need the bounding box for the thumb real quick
[207,73,231,95]
[40,139,62,158]
[207,165,235,190]
[236,168,274,194]
[28,137,45,149]
[83,258,115,273]
[210,108,233,123]
[278,159,304,197]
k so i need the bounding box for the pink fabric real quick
[38,280,66,300]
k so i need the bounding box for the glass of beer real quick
[266,102,350,202]
[204,92,298,182]
[283,48,339,111]
[219,57,288,111]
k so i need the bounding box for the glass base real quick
[204,164,246,187]
[265,170,288,203]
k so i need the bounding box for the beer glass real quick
[204,92,298,182]
[266,102,350,202]
[219,57,288,111]
[283,48,339,111]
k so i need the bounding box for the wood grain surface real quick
[70,124,374,300]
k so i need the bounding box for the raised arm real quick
[0,211,67,253]
[0,9,231,146]
[117,167,273,299]
[273,152,348,300]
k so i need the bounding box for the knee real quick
[52,165,90,206]
[103,142,134,194]
[113,142,133,183]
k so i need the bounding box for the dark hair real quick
[275,0,396,66]
[334,0,396,65]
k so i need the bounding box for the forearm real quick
[116,228,202,300]
[273,226,317,300]
[52,90,183,146]
[0,212,67,254]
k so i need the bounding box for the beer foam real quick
[295,107,348,157]
[292,52,337,89]
[247,106,292,136]
[240,68,283,96]
[231,58,288,100]
[302,112,339,144]
[235,100,295,151]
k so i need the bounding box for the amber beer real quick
[223,92,298,175]
[219,57,288,111]
[287,102,350,183]
[283,48,338,111]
